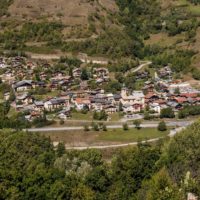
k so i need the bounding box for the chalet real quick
[73,68,81,78]
[114,94,121,104]
[4,92,10,101]
[74,98,91,111]
[122,103,143,113]
[149,103,161,114]
[13,80,33,92]
[93,68,109,78]
[58,109,71,120]
[135,71,149,79]
[44,98,67,111]
[34,101,44,111]
[121,88,145,109]
[120,88,145,112]
[104,105,117,114]
[145,93,160,104]
[16,93,33,105]
[167,101,182,110]
[35,81,46,88]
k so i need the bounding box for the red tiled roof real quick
[175,97,187,103]
[180,93,197,98]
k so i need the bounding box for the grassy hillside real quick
[1,0,119,39]
[1,0,200,79]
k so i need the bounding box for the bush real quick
[123,123,129,131]
[160,108,175,119]
[133,120,141,129]
[92,123,99,131]
[84,125,90,132]
[157,121,167,131]
[102,124,107,131]
[59,120,65,125]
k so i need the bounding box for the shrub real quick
[157,121,167,131]
[123,123,129,131]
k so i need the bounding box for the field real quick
[41,128,169,147]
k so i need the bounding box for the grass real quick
[41,128,169,146]
[109,113,122,121]
[98,128,168,142]
[34,90,60,100]
[145,32,185,47]
[71,111,93,120]
[23,45,57,54]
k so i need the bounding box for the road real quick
[125,61,152,76]
[26,120,193,132]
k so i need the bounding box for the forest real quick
[1,120,200,199]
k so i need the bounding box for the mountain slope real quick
[6,0,119,38]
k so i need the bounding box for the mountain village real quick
[0,55,200,123]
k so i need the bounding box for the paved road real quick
[26,120,193,132]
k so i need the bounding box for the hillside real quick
[2,0,119,38]
[1,120,200,199]
[1,0,200,80]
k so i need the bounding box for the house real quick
[122,103,143,113]
[4,92,10,101]
[34,101,44,111]
[145,93,160,104]
[58,109,71,120]
[114,94,121,104]
[16,93,33,105]
[44,98,67,111]
[73,68,81,78]
[104,105,117,114]
[74,98,91,111]
[13,80,33,92]
[149,103,161,114]
[93,68,109,78]
[120,88,145,113]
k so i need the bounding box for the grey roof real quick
[50,98,65,105]
[34,101,44,106]
[14,80,33,89]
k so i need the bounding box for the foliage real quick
[93,110,108,121]
[157,121,167,132]
[123,123,129,131]
[133,120,142,129]
[160,107,175,119]
[178,105,200,119]
[2,120,200,198]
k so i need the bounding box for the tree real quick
[160,107,175,118]
[158,121,167,131]
[59,119,64,125]
[57,142,65,157]
[133,120,141,129]
[81,68,89,80]
[174,87,180,95]
[144,111,151,120]
[119,102,123,112]
[123,123,129,131]
[93,111,99,120]
[84,125,90,132]
[71,184,95,200]
[139,168,185,200]
[102,124,107,131]
[92,123,99,131]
